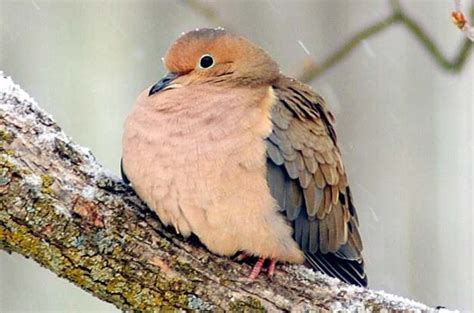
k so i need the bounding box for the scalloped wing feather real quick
[266,76,367,286]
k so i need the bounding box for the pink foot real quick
[248,257,277,279]
[267,258,277,277]
[249,257,265,279]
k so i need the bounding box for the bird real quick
[121,28,367,286]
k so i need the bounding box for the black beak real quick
[149,72,179,96]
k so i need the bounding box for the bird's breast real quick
[124,84,273,168]
[122,85,275,232]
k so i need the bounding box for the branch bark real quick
[0,73,434,311]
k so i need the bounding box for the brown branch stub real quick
[452,1,474,41]
[452,10,468,29]
[0,73,435,311]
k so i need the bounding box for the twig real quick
[182,0,472,83]
[297,0,473,82]
[297,0,474,82]
[297,13,401,83]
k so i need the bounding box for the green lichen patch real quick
[123,282,165,310]
[40,174,54,194]
[0,209,170,311]
[0,129,14,144]
[0,171,11,186]
[0,154,17,172]
[229,296,265,312]
[33,197,53,212]
[187,294,214,311]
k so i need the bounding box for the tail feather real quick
[305,251,367,287]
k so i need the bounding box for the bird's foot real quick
[249,257,277,279]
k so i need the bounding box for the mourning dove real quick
[122,28,367,286]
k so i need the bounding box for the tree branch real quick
[297,13,401,83]
[297,1,473,82]
[0,73,434,311]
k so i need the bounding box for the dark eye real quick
[199,54,214,69]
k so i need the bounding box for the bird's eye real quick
[198,54,214,69]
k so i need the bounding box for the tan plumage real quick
[122,28,367,285]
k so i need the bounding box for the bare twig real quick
[297,0,473,82]
[297,13,400,83]
[182,0,473,83]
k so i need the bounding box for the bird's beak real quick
[149,72,179,96]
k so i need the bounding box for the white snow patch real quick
[53,204,71,216]
[0,72,120,185]
[295,265,342,287]
[288,265,433,311]
[372,290,430,309]
[23,173,42,189]
[0,72,38,107]
[81,186,98,200]
[0,72,127,216]
[75,145,94,160]
[0,72,57,134]
[439,309,459,313]
[81,158,118,180]
[37,132,61,145]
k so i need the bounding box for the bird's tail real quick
[304,249,368,287]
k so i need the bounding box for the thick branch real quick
[0,73,433,311]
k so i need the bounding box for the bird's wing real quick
[267,76,367,286]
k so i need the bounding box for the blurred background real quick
[0,0,472,312]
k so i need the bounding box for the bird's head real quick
[149,28,280,96]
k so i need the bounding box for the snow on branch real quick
[0,73,439,311]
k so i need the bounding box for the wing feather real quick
[266,76,367,286]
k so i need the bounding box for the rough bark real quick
[0,73,434,312]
